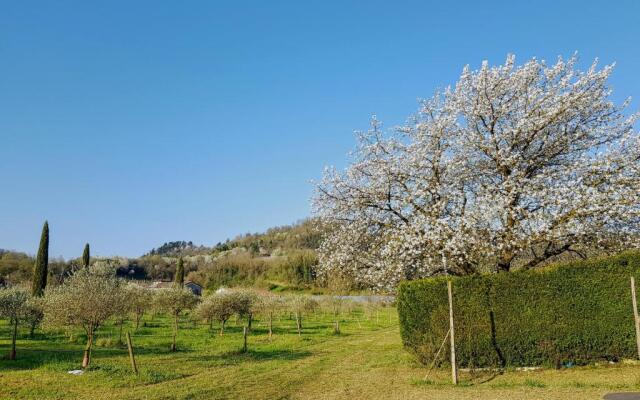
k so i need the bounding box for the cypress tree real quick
[174,257,185,288]
[82,243,90,268]
[31,221,49,297]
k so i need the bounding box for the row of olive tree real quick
[194,290,382,337]
[1,266,198,366]
[2,266,388,366]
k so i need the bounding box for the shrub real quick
[397,251,640,368]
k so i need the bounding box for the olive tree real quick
[254,292,284,338]
[286,295,318,336]
[41,266,123,368]
[195,291,239,336]
[0,287,37,360]
[154,288,198,351]
[314,54,640,290]
[321,297,345,334]
[234,289,258,331]
[111,284,131,345]
[125,284,153,330]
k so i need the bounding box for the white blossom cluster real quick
[313,55,640,291]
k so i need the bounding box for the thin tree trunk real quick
[29,319,37,338]
[9,319,18,360]
[171,313,178,351]
[220,319,226,336]
[118,319,124,345]
[135,312,143,330]
[82,331,94,368]
[268,313,273,339]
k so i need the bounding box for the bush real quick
[397,251,640,368]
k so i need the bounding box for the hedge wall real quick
[397,251,640,368]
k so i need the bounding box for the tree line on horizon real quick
[0,219,327,291]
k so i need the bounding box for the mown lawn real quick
[1,308,639,399]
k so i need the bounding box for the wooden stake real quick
[126,331,138,375]
[631,277,640,359]
[447,280,458,385]
[242,326,248,353]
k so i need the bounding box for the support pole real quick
[242,326,248,353]
[126,331,138,375]
[448,280,458,385]
[631,277,640,359]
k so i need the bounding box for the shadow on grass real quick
[184,348,312,365]
[0,342,199,371]
[466,369,504,385]
[412,368,505,388]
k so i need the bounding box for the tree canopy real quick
[314,55,640,290]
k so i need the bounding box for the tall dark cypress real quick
[82,243,90,268]
[31,221,49,297]
[174,257,185,288]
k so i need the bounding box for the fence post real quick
[242,326,248,353]
[448,280,458,385]
[631,277,640,359]
[126,331,138,375]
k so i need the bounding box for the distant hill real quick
[145,219,324,258]
[138,219,327,290]
[146,241,211,257]
[211,218,324,256]
[0,249,34,285]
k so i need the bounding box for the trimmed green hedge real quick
[397,251,640,368]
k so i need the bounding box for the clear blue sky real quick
[1,0,639,259]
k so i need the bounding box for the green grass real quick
[1,308,640,399]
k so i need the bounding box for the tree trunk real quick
[220,320,226,336]
[247,313,253,332]
[82,332,94,368]
[135,312,142,330]
[118,319,124,345]
[295,312,302,336]
[496,260,511,272]
[268,314,273,339]
[29,319,37,338]
[171,313,178,351]
[9,319,18,360]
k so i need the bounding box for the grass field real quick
[1,307,640,400]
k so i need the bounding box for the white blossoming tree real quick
[314,54,640,291]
